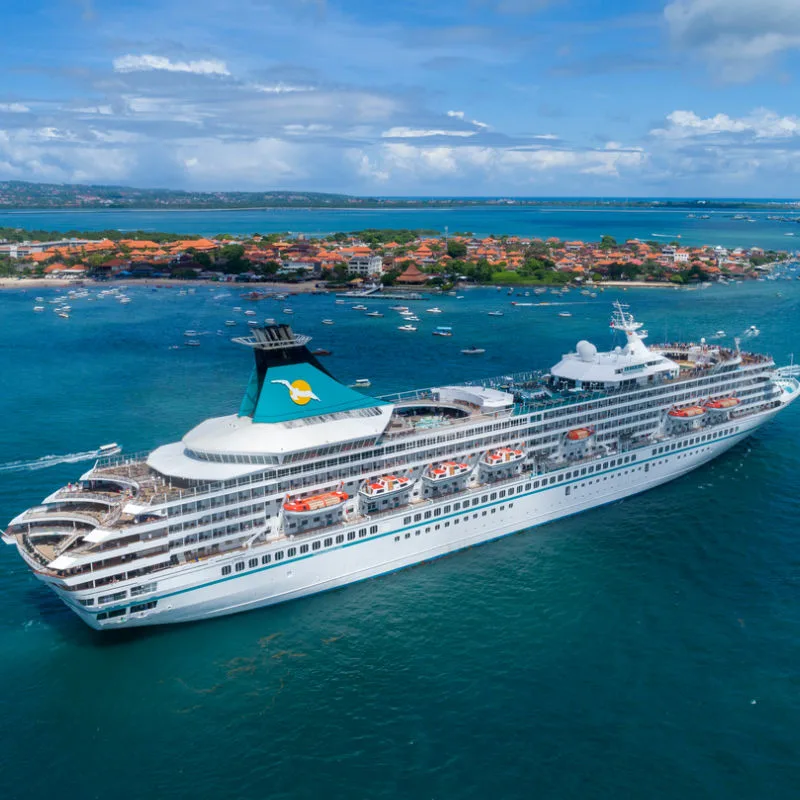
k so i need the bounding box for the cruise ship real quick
[5,304,799,630]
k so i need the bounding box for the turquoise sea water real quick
[3,205,800,250]
[2,281,800,799]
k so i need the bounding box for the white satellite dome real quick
[576,340,597,362]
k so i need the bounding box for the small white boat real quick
[390,305,409,312]
[244,309,256,316]
[335,299,346,305]
[487,311,504,317]
[352,304,368,311]
[33,306,44,312]
[433,326,452,337]
[118,297,131,304]
[351,378,371,388]
[322,319,335,325]
[247,320,259,327]
[558,312,572,317]
[97,443,121,456]
[232,306,242,312]
[224,320,237,327]
[56,312,69,319]
[185,339,201,347]
[713,330,726,338]
[461,347,485,355]
[398,324,417,332]
[282,308,294,314]
[264,318,276,325]
[365,311,384,318]
[184,330,198,337]
[426,307,443,314]
[35,296,44,302]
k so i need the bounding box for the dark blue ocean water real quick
[2,282,800,799]
[3,205,800,251]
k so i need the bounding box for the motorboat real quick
[398,324,417,332]
[365,311,384,317]
[97,443,121,456]
[184,330,198,337]
[351,378,371,388]
[283,308,294,314]
[487,311,504,317]
[461,347,485,355]
[244,310,257,316]
[185,339,201,347]
[426,307,443,314]
[433,326,452,337]
[224,320,237,326]
[33,306,44,312]
[311,348,332,356]
[558,312,572,317]
[321,319,335,325]
[352,304,368,311]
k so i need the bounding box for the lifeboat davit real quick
[566,427,594,441]
[284,491,348,515]
[704,397,741,410]
[668,405,705,418]
[424,461,470,482]
[482,447,525,468]
[360,475,411,498]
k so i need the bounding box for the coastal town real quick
[0,227,788,288]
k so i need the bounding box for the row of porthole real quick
[395,503,517,541]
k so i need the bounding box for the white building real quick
[348,255,383,277]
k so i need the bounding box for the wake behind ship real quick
[5,304,799,629]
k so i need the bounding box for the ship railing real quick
[92,449,152,470]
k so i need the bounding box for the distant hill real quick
[0,180,797,211]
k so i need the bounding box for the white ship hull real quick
[55,408,774,629]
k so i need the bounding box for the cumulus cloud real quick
[254,83,316,93]
[0,103,30,113]
[382,127,477,138]
[652,109,800,139]
[113,54,230,76]
[664,0,800,80]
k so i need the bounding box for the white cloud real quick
[652,109,800,139]
[664,0,800,80]
[446,110,465,120]
[113,54,229,76]
[254,83,316,93]
[382,127,477,138]
[0,103,29,113]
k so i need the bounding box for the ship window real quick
[454,519,459,525]
[395,536,400,542]
[78,598,95,606]
[405,532,411,539]
[248,558,258,568]
[454,502,461,510]
[425,527,431,533]
[98,591,127,605]
[335,535,344,544]
[499,491,506,498]
[490,493,497,500]
[482,511,487,516]
[433,508,441,517]
[550,477,556,485]
[481,495,488,503]
[533,481,539,489]
[424,511,432,519]
[359,530,367,538]
[491,508,496,514]
[324,538,332,547]
[444,505,451,513]
[435,524,440,530]
[509,503,514,508]
[404,517,411,525]
[347,532,355,541]
[275,552,284,561]
[131,601,157,613]
[414,514,421,522]
[472,498,479,506]
[473,514,478,519]
[312,541,320,551]
[261,554,272,564]
[97,612,108,621]
[300,544,309,554]
[525,483,532,490]
[444,521,450,528]
[222,565,232,576]
[370,525,378,534]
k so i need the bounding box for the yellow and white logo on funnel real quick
[271,378,320,406]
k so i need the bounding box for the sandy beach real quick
[0,277,327,293]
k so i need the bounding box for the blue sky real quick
[2,0,800,196]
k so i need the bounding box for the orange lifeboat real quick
[482,447,525,468]
[360,475,411,497]
[704,397,741,410]
[424,461,470,482]
[668,405,705,418]
[566,427,594,441]
[284,491,348,515]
